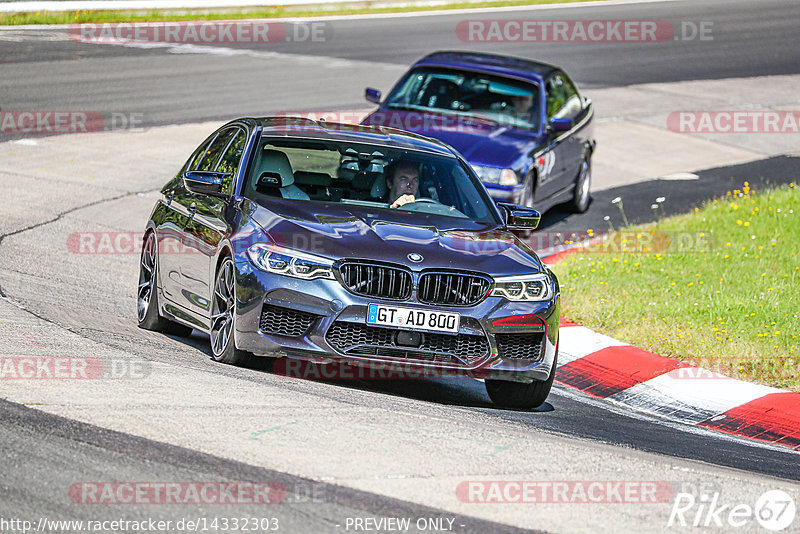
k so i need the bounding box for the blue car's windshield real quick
[384,67,541,131]
[243,136,500,224]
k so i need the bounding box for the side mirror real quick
[497,202,541,231]
[183,171,230,197]
[365,87,381,105]
[549,117,573,132]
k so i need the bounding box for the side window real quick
[189,135,216,171]
[215,128,247,194]
[197,128,237,172]
[546,73,582,121]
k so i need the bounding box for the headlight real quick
[247,244,334,280]
[471,165,519,186]
[491,273,553,301]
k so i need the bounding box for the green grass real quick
[1,0,592,26]
[552,183,800,391]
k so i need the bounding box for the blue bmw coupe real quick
[362,51,595,214]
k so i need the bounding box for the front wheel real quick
[209,257,253,366]
[570,158,591,213]
[485,353,557,409]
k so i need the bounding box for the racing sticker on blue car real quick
[537,151,557,185]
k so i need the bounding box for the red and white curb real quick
[541,253,800,452]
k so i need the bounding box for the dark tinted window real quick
[216,128,247,194]
[546,73,582,121]
[189,136,215,171]
[196,128,237,172]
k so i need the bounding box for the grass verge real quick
[552,182,800,391]
[1,0,591,26]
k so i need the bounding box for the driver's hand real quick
[390,194,416,209]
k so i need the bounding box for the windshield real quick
[243,136,499,224]
[384,67,541,131]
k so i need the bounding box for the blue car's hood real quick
[245,198,543,276]
[362,109,545,168]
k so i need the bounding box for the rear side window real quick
[546,73,582,121]
[216,128,247,194]
[196,128,237,172]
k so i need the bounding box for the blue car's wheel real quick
[209,256,253,366]
[137,231,192,336]
[485,353,557,409]
[570,158,591,213]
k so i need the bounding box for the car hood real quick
[362,109,545,168]
[245,198,543,276]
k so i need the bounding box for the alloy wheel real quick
[137,233,157,322]
[210,259,236,357]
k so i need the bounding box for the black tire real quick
[137,231,193,337]
[485,353,558,409]
[570,158,592,213]
[209,256,253,366]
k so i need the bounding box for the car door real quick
[157,133,217,309]
[535,72,584,202]
[174,126,244,319]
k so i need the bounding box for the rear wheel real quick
[485,353,557,409]
[209,257,253,366]
[137,231,193,336]
[570,158,591,213]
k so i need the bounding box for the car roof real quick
[232,117,457,156]
[413,50,560,84]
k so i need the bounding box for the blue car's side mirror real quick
[365,87,381,104]
[549,118,574,132]
[184,171,229,198]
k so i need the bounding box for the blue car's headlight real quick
[491,273,553,301]
[247,244,335,280]
[471,165,519,186]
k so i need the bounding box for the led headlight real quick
[247,243,334,280]
[491,273,553,302]
[471,165,519,186]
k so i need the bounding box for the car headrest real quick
[371,173,388,198]
[258,149,295,187]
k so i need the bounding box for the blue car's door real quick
[536,72,585,202]
[157,133,216,312]
[175,126,246,319]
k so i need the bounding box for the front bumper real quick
[232,260,559,384]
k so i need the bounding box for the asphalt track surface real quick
[1,0,800,532]
[1,0,799,130]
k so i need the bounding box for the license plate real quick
[366,303,460,334]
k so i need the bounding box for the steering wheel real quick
[413,198,438,204]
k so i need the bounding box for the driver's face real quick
[512,94,533,114]
[388,163,420,200]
